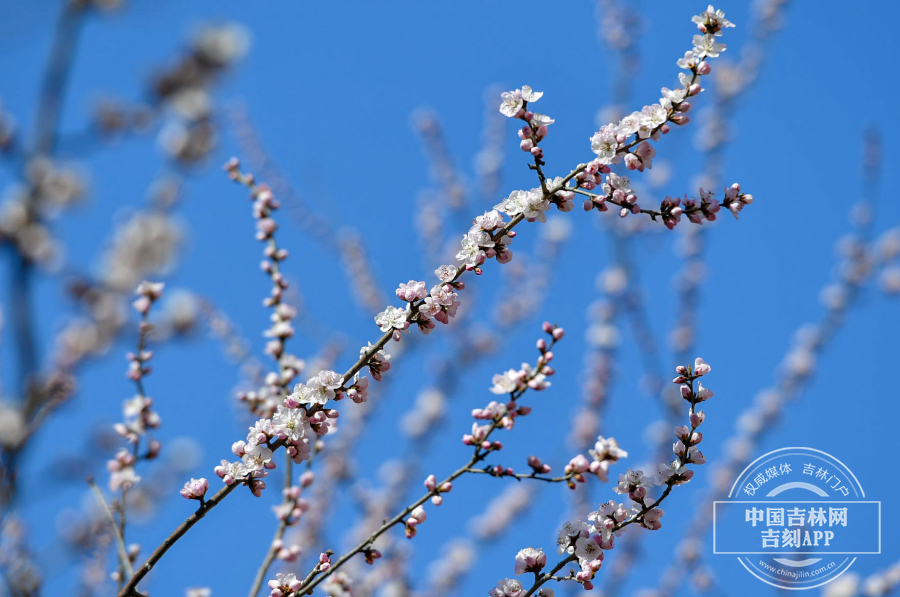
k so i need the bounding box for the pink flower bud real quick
[694,357,711,376]
[566,454,590,473]
[690,411,706,427]
[179,477,208,500]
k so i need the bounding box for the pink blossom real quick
[514,547,546,575]
[396,280,427,302]
[179,477,208,500]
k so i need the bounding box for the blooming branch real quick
[107,281,165,590]
[118,7,746,596]
[269,323,627,597]
[489,357,715,597]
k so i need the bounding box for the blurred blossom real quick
[191,23,251,68]
[880,265,900,295]
[158,120,217,163]
[0,99,16,149]
[0,404,25,449]
[469,484,532,540]
[541,216,572,244]
[167,87,212,121]
[101,211,182,292]
[25,156,87,216]
[401,388,446,439]
[824,574,860,597]
[161,289,202,335]
[426,539,476,594]
[164,437,204,472]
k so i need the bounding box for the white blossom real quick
[590,127,619,164]
[692,5,734,35]
[489,578,524,597]
[591,436,628,461]
[375,305,409,332]
[692,34,726,58]
[242,444,273,472]
[574,536,602,563]
[519,85,543,102]
[456,235,486,268]
[272,405,312,442]
[489,370,520,395]
[499,91,524,118]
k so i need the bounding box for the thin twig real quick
[247,455,294,597]
[88,478,135,580]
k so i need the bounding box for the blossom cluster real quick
[213,369,350,492]
[108,282,166,492]
[499,86,549,155]
[578,4,744,225]
[576,435,629,483]
[380,270,463,337]
[153,23,249,165]
[457,324,628,497]
[0,156,85,265]
[468,323,560,444]
[581,172,752,230]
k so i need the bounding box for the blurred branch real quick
[34,1,86,157]
[4,0,86,511]
[88,477,134,581]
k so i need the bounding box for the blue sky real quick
[2,1,899,596]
